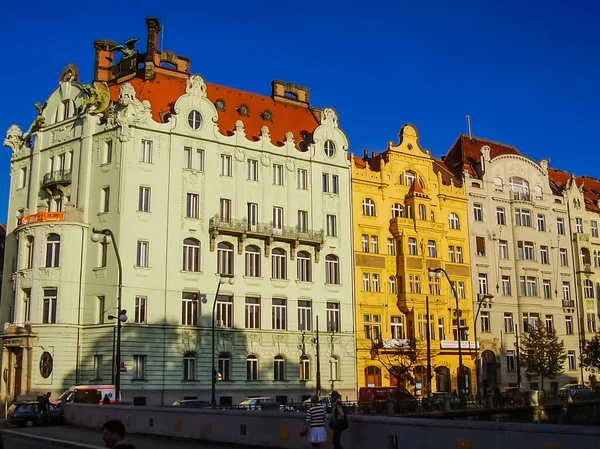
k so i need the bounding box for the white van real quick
[56,385,116,405]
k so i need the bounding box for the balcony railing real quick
[42,170,72,188]
[209,216,324,243]
[562,300,575,308]
[510,190,531,202]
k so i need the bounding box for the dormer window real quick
[238,104,249,116]
[215,99,226,111]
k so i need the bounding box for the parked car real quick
[238,397,296,412]
[558,384,593,401]
[172,399,211,408]
[55,384,116,405]
[358,387,418,414]
[421,392,460,411]
[302,396,332,413]
[7,401,62,427]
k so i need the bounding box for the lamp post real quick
[428,268,465,407]
[474,293,494,399]
[211,274,235,407]
[91,228,123,402]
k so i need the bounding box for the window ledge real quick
[183,168,205,173]
[93,267,107,272]
[181,270,203,275]
[135,266,151,270]
[243,276,264,280]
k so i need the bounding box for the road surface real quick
[4,434,64,448]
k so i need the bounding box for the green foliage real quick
[581,333,600,373]
[519,318,567,389]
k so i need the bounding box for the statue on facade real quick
[59,64,79,83]
[80,81,111,115]
[108,38,139,58]
[4,125,24,153]
[32,102,46,131]
[107,83,151,141]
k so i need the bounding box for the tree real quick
[519,318,567,390]
[371,338,427,392]
[580,333,600,373]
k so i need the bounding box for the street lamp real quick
[428,267,465,407]
[91,228,123,402]
[474,293,494,399]
[211,274,235,407]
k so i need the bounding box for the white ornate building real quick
[0,18,357,405]
[443,135,582,392]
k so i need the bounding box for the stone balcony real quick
[209,215,324,261]
[41,170,72,190]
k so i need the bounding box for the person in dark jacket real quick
[102,394,111,405]
[102,419,136,449]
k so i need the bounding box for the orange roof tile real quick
[548,168,600,213]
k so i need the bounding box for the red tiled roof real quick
[548,168,600,213]
[108,72,320,149]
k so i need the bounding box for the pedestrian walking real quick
[102,419,136,449]
[103,394,111,405]
[301,394,327,448]
[330,391,348,449]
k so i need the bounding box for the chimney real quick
[372,151,376,158]
[271,80,310,108]
[145,17,162,80]
[93,40,116,82]
[363,149,368,159]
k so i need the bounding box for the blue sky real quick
[1,1,599,221]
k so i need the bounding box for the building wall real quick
[351,124,476,397]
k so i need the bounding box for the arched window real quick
[584,280,594,298]
[300,355,311,381]
[297,251,312,282]
[418,204,427,220]
[45,233,60,268]
[182,238,200,272]
[183,351,196,381]
[448,213,460,230]
[325,255,340,284]
[274,355,285,381]
[534,185,543,200]
[272,248,287,279]
[26,236,35,269]
[245,245,261,277]
[362,198,376,216]
[329,357,339,381]
[494,177,503,191]
[218,352,231,381]
[388,276,397,294]
[246,355,258,381]
[217,242,234,275]
[509,177,530,199]
[364,366,382,387]
[404,171,416,186]
[418,177,425,188]
[392,203,403,218]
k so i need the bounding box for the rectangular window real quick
[522,312,540,332]
[195,149,205,170]
[298,300,312,331]
[363,273,371,291]
[372,274,380,292]
[565,316,573,335]
[587,312,597,333]
[136,241,149,267]
[97,296,105,324]
[297,210,308,233]
[499,240,509,259]
[481,311,491,333]
[473,203,483,221]
[247,159,258,181]
[103,141,113,164]
[502,276,511,296]
[371,236,379,254]
[556,217,565,235]
[297,169,308,190]
[247,202,258,227]
[138,187,151,212]
[186,193,200,218]
[519,276,538,297]
[273,207,284,230]
[428,240,437,257]
[476,236,486,256]
[22,289,31,322]
[496,207,506,225]
[448,245,455,262]
[135,296,147,324]
[183,146,192,169]
[273,164,284,185]
[99,242,108,268]
[537,214,546,232]
[506,351,516,371]
[563,281,571,301]
[326,302,340,332]
[409,275,421,294]
[181,292,199,326]
[559,248,568,266]
[437,317,445,340]
[545,314,554,332]
[568,351,576,370]
[387,238,395,256]
[408,237,417,255]
[322,173,329,193]
[429,276,440,295]
[592,220,598,238]
[457,282,465,299]
[220,198,231,222]
[504,313,514,333]
[391,316,405,339]
[42,288,58,324]
[245,297,260,329]
[101,186,110,213]
[326,215,337,237]
[456,247,463,263]
[361,234,369,253]
[576,217,583,233]
[517,241,534,260]
[141,140,153,163]
[133,355,146,380]
[332,175,339,194]
[18,167,27,189]
[540,246,549,264]
[216,295,233,328]
[221,154,232,176]
[543,280,552,299]
[94,355,103,380]
[478,273,488,294]
[272,298,287,330]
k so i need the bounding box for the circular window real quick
[324,140,336,157]
[215,99,226,111]
[187,110,202,130]
[40,352,53,379]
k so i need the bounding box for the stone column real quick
[0,347,9,404]
[20,346,30,399]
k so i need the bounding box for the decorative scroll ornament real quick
[321,108,338,127]
[4,125,24,153]
[186,75,207,97]
[107,83,151,142]
[80,81,111,115]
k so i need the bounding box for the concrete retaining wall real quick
[64,403,600,449]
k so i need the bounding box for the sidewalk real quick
[1,424,256,448]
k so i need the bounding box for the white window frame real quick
[449,213,460,229]
[220,199,231,223]
[245,245,261,277]
[43,289,57,324]
[221,154,232,176]
[135,296,147,324]
[217,242,234,275]
[141,140,153,163]
[326,302,340,332]
[273,164,284,185]
[326,214,337,237]
[496,207,506,225]
[133,355,147,380]
[186,193,200,219]
[473,203,483,221]
[297,169,308,190]
[298,300,312,331]
[296,252,312,282]
[216,295,233,328]
[271,248,287,279]
[362,198,375,216]
[273,207,284,230]
[181,292,199,326]
[245,297,260,329]
[136,241,149,267]
[182,238,201,272]
[138,186,151,212]
[272,298,287,330]
[325,255,340,285]
[247,159,259,181]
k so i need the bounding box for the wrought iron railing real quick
[42,170,72,186]
[209,216,324,243]
[562,299,575,308]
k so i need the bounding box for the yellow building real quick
[351,124,476,398]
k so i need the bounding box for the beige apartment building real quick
[443,135,582,392]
